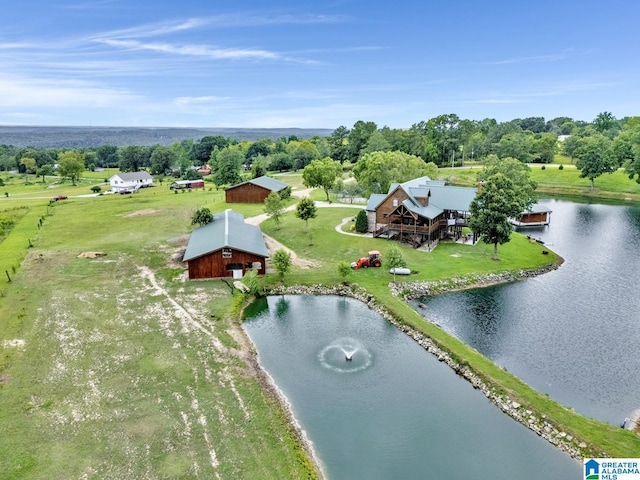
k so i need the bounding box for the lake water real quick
[243,295,580,479]
[412,198,640,425]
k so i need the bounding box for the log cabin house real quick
[182,209,269,279]
[366,176,478,248]
[225,175,289,204]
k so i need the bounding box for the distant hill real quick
[0,126,333,149]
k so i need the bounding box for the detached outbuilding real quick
[109,171,153,192]
[225,175,289,203]
[170,179,205,190]
[182,209,269,279]
[510,203,552,227]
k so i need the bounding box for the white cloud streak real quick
[96,39,284,61]
[0,74,139,108]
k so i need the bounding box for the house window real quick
[392,199,398,207]
[222,248,232,258]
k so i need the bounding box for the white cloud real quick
[0,74,140,108]
[96,39,284,61]
[174,96,230,106]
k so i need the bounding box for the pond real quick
[412,198,640,425]
[244,295,580,479]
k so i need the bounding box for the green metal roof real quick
[182,209,269,261]
[373,176,478,220]
[421,185,477,213]
[366,193,387,211]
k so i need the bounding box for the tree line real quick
[1,112,639,186]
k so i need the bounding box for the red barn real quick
[225,175,289,203]
[182,209,269,279]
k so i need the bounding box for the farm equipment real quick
[351,250,382,269]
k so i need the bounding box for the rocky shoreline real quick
[387,264,561,299]
[266,267,608,462]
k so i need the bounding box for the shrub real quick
[337,261,352,282]
[559,164,564,170]
[541,165,546,170]
[191,207,213,226]
[355,209,368,233]
[90,185,101,193]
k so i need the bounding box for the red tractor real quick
[351,250,382,269]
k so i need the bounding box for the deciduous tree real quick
[622,124,640,183]
[353,151,438,194]
[213,146,243,186]
[150,146,177,175]
[264,191,285,229]
[337,261,352,283]
[295,197,317,229]
[36,164,54,183]
[575,135,615,189]
[470,174,521,260]
[386,246,407,282]
[20,157,37,174]
[347,120,377,162]
[272,249,292,281]
[471,157,536,260]
[302,157,342,201]
[57,150,85,186]
[118,146,150,172]
[328,125,350,163]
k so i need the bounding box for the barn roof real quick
[225,175,288,192]
[182,209,269,261]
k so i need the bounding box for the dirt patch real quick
[3,338,26,348]
[122,209,161,217]
[168,248,187,269]
[77,252,107,258]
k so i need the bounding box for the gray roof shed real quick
[182,209,269,261]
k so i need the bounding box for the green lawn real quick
[442,163,640,202]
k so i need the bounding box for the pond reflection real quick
[414,199,640,425]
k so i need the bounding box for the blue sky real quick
[1,0,638,129]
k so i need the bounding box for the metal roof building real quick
[183,209,269,279]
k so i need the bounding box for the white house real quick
[109,172,153,192]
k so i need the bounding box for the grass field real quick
[1,167,639,478]
[442,161,640,202]
[0,185,319,479]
